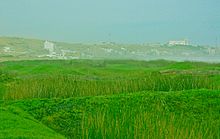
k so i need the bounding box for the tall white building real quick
[44,41,55,54]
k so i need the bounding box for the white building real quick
[168,40,189,46]
[207,48,216,55]
[3,47,11,52]
[44,41,55,54]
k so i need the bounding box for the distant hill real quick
[0,37,220,62]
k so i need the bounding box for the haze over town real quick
[0,0,219,46]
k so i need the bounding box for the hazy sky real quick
[0,0,220,45]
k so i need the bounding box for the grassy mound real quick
[3,89,219,138]
[0,107,65,138]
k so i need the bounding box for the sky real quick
[0,0,220,45]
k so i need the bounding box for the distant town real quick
[0,37,219,62]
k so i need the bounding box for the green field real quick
[0,59,220,138]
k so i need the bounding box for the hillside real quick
[0,37,220,62]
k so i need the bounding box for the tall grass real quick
[4,72,216,100]
[79,91,220,139]
[81,110,219,139]
[0,70,16,99]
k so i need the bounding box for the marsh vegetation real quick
[0,60,219,138]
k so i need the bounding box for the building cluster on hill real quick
[168,40,189,46]
[43,41,79,59]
